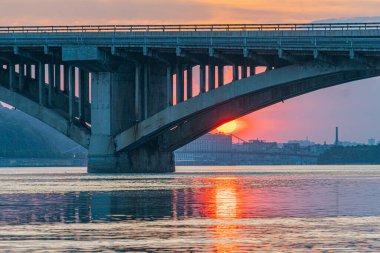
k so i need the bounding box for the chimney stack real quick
[335,127,339,145]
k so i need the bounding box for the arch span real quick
[115,60,380,152]
[0,85,90,148]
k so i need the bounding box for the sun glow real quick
[216,120,237,134]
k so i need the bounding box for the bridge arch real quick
[115,60,380,152]
[0,85,90,148]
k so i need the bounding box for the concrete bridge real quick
[0,23,379,173]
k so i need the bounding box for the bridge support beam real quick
[78,70,89,124]
[218,66,224,86]
[25,64,31,79]
[38,62,46,105]
[55,64,61,92]
[48,63,54,106]
[18,63,25,91]
[233,65,239,81]
[242,64,248,78]
[166,66,173,106]
[63,65,70,94]
[9,63,15,90]
[208,63,216,90]
[186,65,193,99]
[250,66,256,76]
[200,64,206,93]
[176,64,184,103]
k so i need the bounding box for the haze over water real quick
[0,166,379,252]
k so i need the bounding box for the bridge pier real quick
[88,70,132,173]
[88,62,174,173]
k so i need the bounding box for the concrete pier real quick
[88,63,174,173]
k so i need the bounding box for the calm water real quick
[0,166,380,252]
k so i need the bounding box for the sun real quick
[217,120,237,134]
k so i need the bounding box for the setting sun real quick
[217,120,237,134]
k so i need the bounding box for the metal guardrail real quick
[0,23,380,33]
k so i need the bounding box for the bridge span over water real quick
[0,23,379,172]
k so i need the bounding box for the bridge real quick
[0,23,379,173]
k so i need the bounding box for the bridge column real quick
[186,65,193,99]
[55,64,61,92]
[242,64,248,78]
[166,66,173,106]
[68,66,76,120]
[9,63,15,90]
[63,65,70,94]
[218,66,224,86]
[48,63,54,106]
[135,64,142,121]
[143,63,149,119]
[176,64,184,103]
[25,64,31,79]
[38,62,46,105]
[250,66,256,76]
[148,62,170,116]
[18,63,25,91]
[78,70,89,124]
[34,64,39,80]
[208,63,216,90]
[232,65,239,81]
[199,64,206,93]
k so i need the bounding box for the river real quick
[0,166,379,252]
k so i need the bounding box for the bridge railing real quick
[0,23,380,33]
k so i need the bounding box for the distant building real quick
[234,139,278,152]
[368,138,376,145]
[288,138,315,147]
[175,133,233,164]
[283,143,301,152]
[339,141,363,147]
[176,133,322,165]
[177,133,232,152]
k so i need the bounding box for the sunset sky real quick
[1,0,379,144]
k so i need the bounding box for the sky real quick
[1,0,380,144]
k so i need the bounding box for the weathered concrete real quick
[88,63,174,173]
[88,70,132,172]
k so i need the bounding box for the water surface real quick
[0,166,379,252]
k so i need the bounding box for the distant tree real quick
[318,145,380,164]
